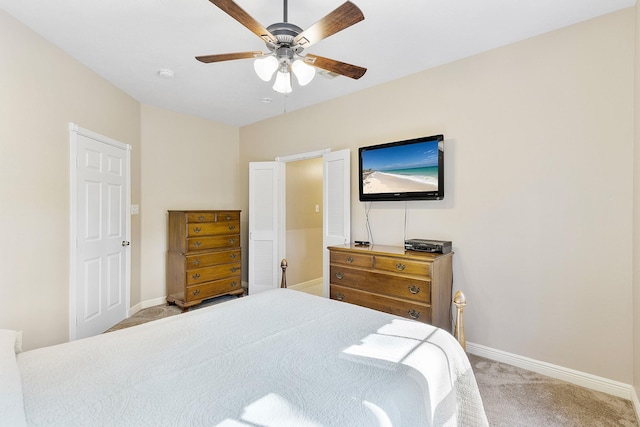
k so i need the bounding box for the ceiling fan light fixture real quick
[292,59,315,86]
[254,55,279,81]
[272,70,292,94]
[198,0,367,94]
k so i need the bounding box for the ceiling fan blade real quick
[196,51,263,63]
[209,0,278,44]
[294,1,364,48]
[305,54,367,80]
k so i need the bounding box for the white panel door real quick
[322,149,351,297]
[70,124,130,340]
[248,161,282,294]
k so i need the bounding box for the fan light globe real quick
[292,60,316,86]
[273,71,292,94]
[254,56,278,82]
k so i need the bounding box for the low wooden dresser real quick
[328,244,453,331]
[166,210,243,310]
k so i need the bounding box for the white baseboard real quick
[288,277,323,291]
[632,387,640,424]
[129,303,142,317]
[467,342,635,401]
[129,296,167,317]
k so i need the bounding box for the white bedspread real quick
[17,289,488,426]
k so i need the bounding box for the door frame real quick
[275,148,351,297]
[248,148,349,296]
[68,122,131,341]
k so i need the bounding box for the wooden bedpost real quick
[453,290,466,351]
[280,259,288,289]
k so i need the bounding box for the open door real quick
[322,149,351,297]
[248,162,283,294]
[248,149,349,296]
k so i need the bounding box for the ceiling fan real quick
[196,0,367,94]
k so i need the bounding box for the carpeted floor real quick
[468,354,638,426]
[108,293,639,426]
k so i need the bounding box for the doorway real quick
[285,157,323,296]
[248,149,350,296]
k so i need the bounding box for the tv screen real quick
[359,134,444,201]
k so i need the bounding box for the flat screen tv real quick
[359,134,444,201]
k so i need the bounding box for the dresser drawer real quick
[216,211,240,222]
[330,251,373,268]
[186,250,240,269]
[331,285,432,324]
[187,221,240,237]
[375,256,430,277]
[329,266,431,303]
[185,276,242,302]
[188,234,240,251]
[186,212,216,223]
[186,263,241,285]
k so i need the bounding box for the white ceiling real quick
[1,0,634,127]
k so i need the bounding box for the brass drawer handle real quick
[228,238,236,244]
[192,289,201,296]
[230,267,239,273]
[396,263,406,271]
[408,285,421,294]
[228,225,236,230]
[230,253,237,259]
[193,227,202,233]
[408,310,420,319]
[198,215,205,221]
[194,241,202,247]
[193,258,200,266]
[335,272,344,280]
[346,256,354,263]
[225,215,231,220]
[231,281,238,287]
[336,293,345,301]
[192,273,200,280]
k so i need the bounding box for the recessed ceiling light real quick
[157,69,175,79]
[260,97,272,104]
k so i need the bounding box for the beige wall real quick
[0,10,141,350]
[241,9,635,383]
[140,104,240,303]
[285,158,323,285]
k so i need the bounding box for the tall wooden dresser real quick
[166,210,243,310]
[328,244,453,331]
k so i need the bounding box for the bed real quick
[2,288,488,426]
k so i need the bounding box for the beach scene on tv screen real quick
[362,140,439,194]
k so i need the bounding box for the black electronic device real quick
[358,134,444,202]
[354,240,370,246]
[404,239,452,254]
